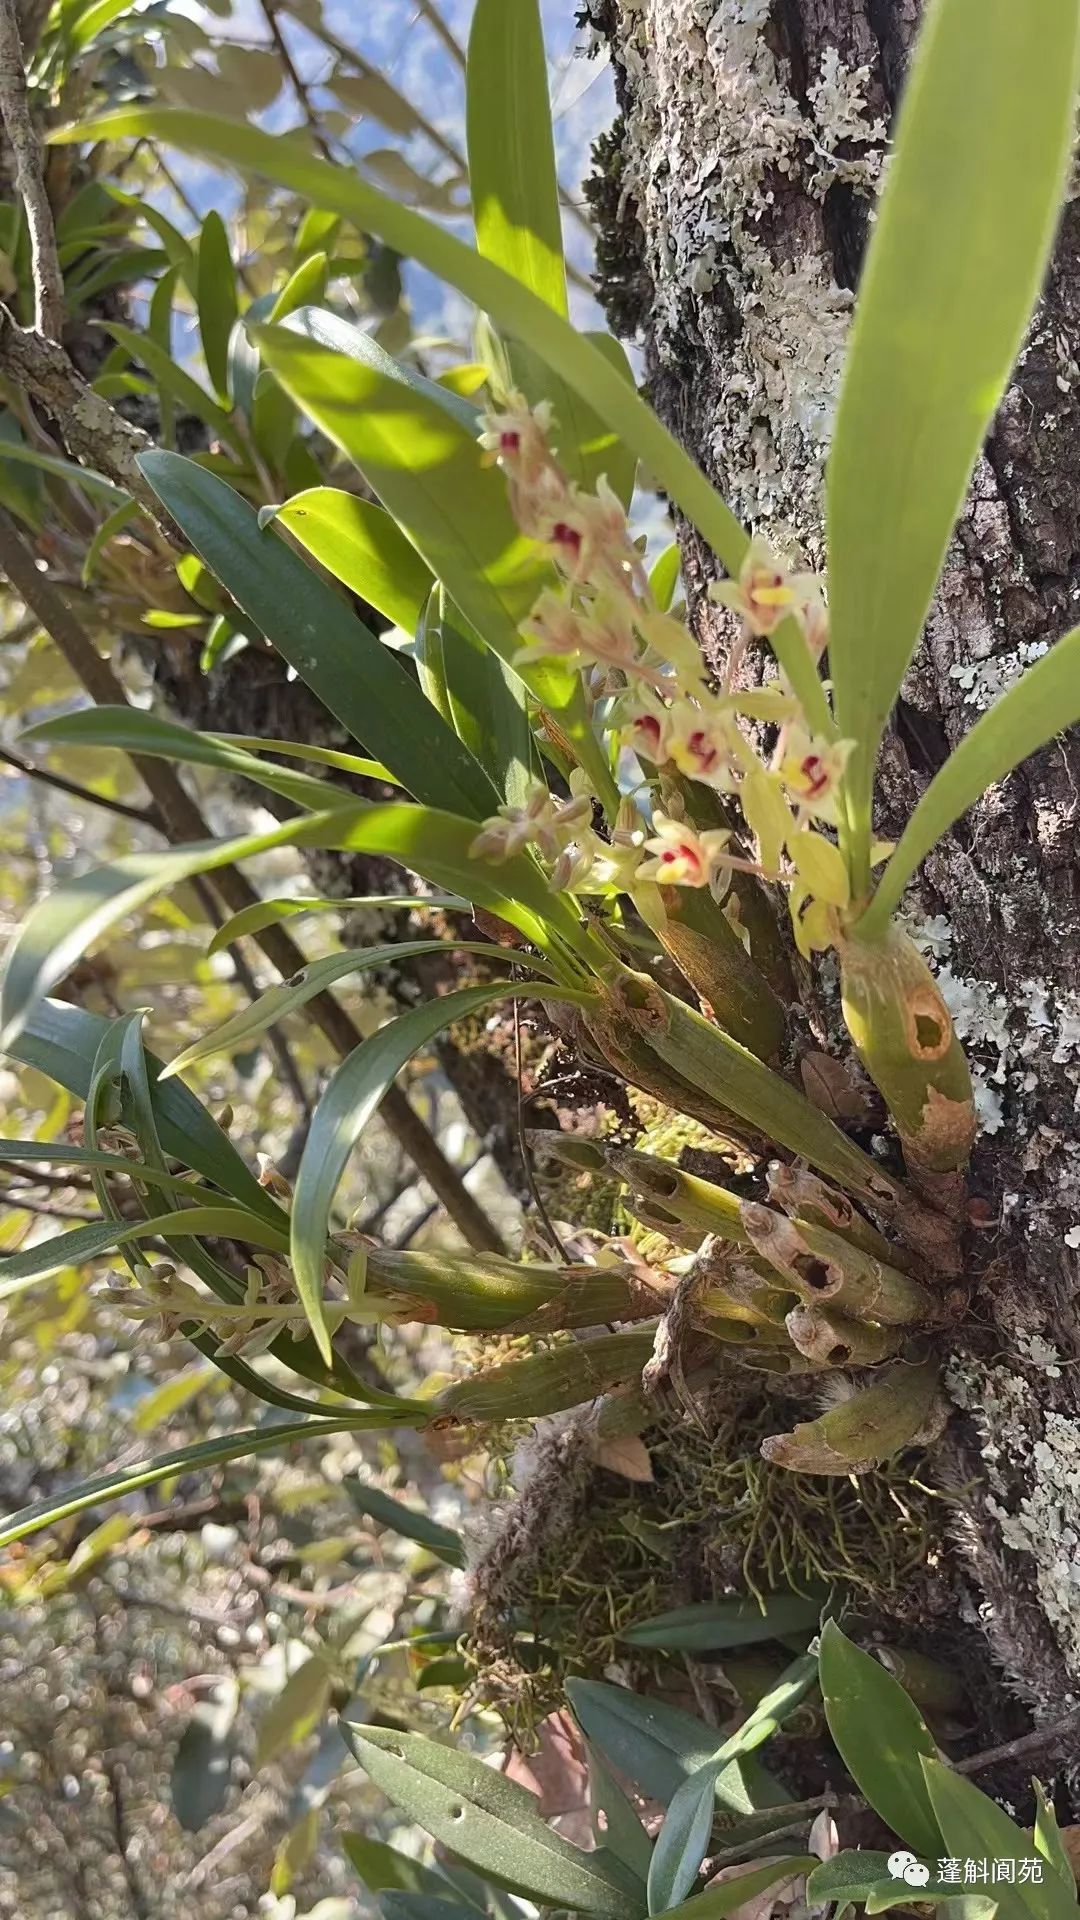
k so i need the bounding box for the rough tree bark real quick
[588,0,1080,1724]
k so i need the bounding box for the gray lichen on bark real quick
[590,0,1080,1715]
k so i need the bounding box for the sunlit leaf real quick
[341,1723,634,1915]
[467,0,566,315]
[257,310,616,809]
[204,890,469,954]
[162,938,555,1079]
[276,486,434,633]
[827,0,1080,868]
[137,450,500,820]
[923,1760,1080,1920]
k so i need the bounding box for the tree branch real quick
[0,308,162,513]
[0,508,506,1254]
[0,742,159,827]
[0,0,63,338]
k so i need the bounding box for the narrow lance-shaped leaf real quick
[860,624,1080,937]
[22,706,364,813]
[197,210,239,403]
[0,1414,409,1552]
[205,891,471,955]
[136,450,500,821]
[1,796,596,1052]
[648,1654,819,1913]
[661,1858,818,1920]
[467,0,566,315]
[343,1479,466,1568]
[161,938,556,1080]
[102,321,239,450]
[340,1722,634,1916]
[827,0,1080,875]
[291,981,595,1364]
[818,1619,941,1859]
[55,111,749,575]
[255,311,617,810]
[4,998,287,1230]
[922,1759,1080,1920]
[418,585,534,808]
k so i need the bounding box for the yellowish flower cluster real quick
[473,393,859,954]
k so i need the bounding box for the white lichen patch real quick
[949,640,1049,711]
[613,0,884,547]
[948,1356,1080,1683]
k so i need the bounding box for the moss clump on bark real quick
[463,1389,949,1740]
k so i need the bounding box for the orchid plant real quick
[2,0,1080,1559]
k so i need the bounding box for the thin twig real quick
[0,0,63,338]
[0,742,159,828]
[258,0,334,162]
[955,1706,1080,1779]
[0,508,506,1255]
[413,0,465,70]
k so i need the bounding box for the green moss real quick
[465,1394,949,1740]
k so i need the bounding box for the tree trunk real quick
[589,0,1080,1721]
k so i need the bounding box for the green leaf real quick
[137,450,499,821]
[827,0,1080,868]
[860,624,1080,936]
[380,1897,476,1920]
[341,1833,460,1902]
[649,542,681,613]
[131,1364,220,1433]
[276,486,434,633]
[162,939,548,1081]
[68,0,138,48]
[466,0,566,315]
[819,1620,941,1859]
[0,437,129,503]
[204,891,468,954]
[343,1478,466,1567]
[101,321,238,449]
[22,706,355,813]
[923,1760,1080,1920]
[0,1205,291,1289]
[622,1590,827,1652]
[197,210,239,402]
[648,1655,819,1913]
[0,1415,402,1550]
[270,247,329,322]
[256,311,616,810]
[418,586,533,808]
[58,110,749,578]
[290,982,591,1363]
[172,1679,238,1831]
[1034,1784,1076,1892]
[5,999,286,1229]
[566,1680,779,1814]
[81,498,137,584]
[589,1745,654,1885]
[806,1855,975,1916]
[661,1858,818,1920]
[255,1654,332,1769]
[341,1724,635,1916]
